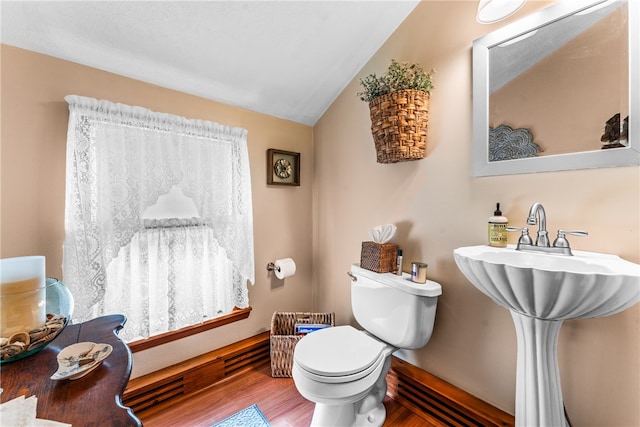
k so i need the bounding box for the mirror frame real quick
[472,0,639,176]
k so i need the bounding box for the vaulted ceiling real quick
[1,1,419,125]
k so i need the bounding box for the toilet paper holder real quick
[267,258,296,279]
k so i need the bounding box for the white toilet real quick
[292,264,441,427]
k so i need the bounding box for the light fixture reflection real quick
[477,0,527,24]
[497,29,538,47]
[575,0,616,16]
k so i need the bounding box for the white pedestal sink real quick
[454,245,640,427]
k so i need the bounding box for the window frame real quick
[128,306,251,353]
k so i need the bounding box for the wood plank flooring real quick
[138,362,430,426]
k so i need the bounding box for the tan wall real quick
[0,44,314,377]
[313,2,639,426]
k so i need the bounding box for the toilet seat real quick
[294,325,387,383]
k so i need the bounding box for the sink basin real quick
[454,245,640,427]
[453,245,640,320]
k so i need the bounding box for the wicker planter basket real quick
[270,311,335,377]
[368,89,429,164]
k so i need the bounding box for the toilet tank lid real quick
[351,264,442,297]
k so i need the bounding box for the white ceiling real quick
[1,1,420,125]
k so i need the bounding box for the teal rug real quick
[213,404,270,427]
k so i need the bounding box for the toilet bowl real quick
[293,326,395,426]
[292,264,441,427]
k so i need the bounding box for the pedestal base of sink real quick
[511,312,568,427]
[453,245,640,426]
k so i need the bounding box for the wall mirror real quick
[472,0,638,176]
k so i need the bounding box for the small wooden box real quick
[360,241,398,273]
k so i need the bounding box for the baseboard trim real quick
[124,332,514,426]
[387,357,514,426]
[123,331,270,417]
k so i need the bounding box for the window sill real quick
[127,307,252,353]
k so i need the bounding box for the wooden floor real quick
[138,363,430,427]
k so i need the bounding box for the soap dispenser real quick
[488,203,508,247]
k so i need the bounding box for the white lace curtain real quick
[63,95,255,334]
[105,218,242,341]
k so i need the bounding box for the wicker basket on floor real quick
[369,89,429,164]
[270,311,335,378]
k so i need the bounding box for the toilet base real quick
[310,402,386,427]
[308,357,391,427]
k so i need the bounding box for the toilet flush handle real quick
[347,271,358,282]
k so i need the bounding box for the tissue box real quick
[360,241,398,273]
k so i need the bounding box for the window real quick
[63,95,255,341]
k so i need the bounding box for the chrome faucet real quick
[526,202,549,247]
[507,203,588,256]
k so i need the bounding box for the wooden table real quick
[0,314,141,426]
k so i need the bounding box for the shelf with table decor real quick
[0,314,141,426]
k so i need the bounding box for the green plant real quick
[357,59,434,102]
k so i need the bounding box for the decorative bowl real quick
[0,278,74,363]
[51,342,113,380]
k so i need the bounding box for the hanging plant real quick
[357,59,434,103]
[357,60,435,164]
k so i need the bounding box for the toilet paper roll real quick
[274,258,296,279]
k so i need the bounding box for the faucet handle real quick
[506,226,533,246]
[553,230,588,248]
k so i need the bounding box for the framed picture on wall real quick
[267,149,300,186]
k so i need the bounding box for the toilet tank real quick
[350,264,441,349]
